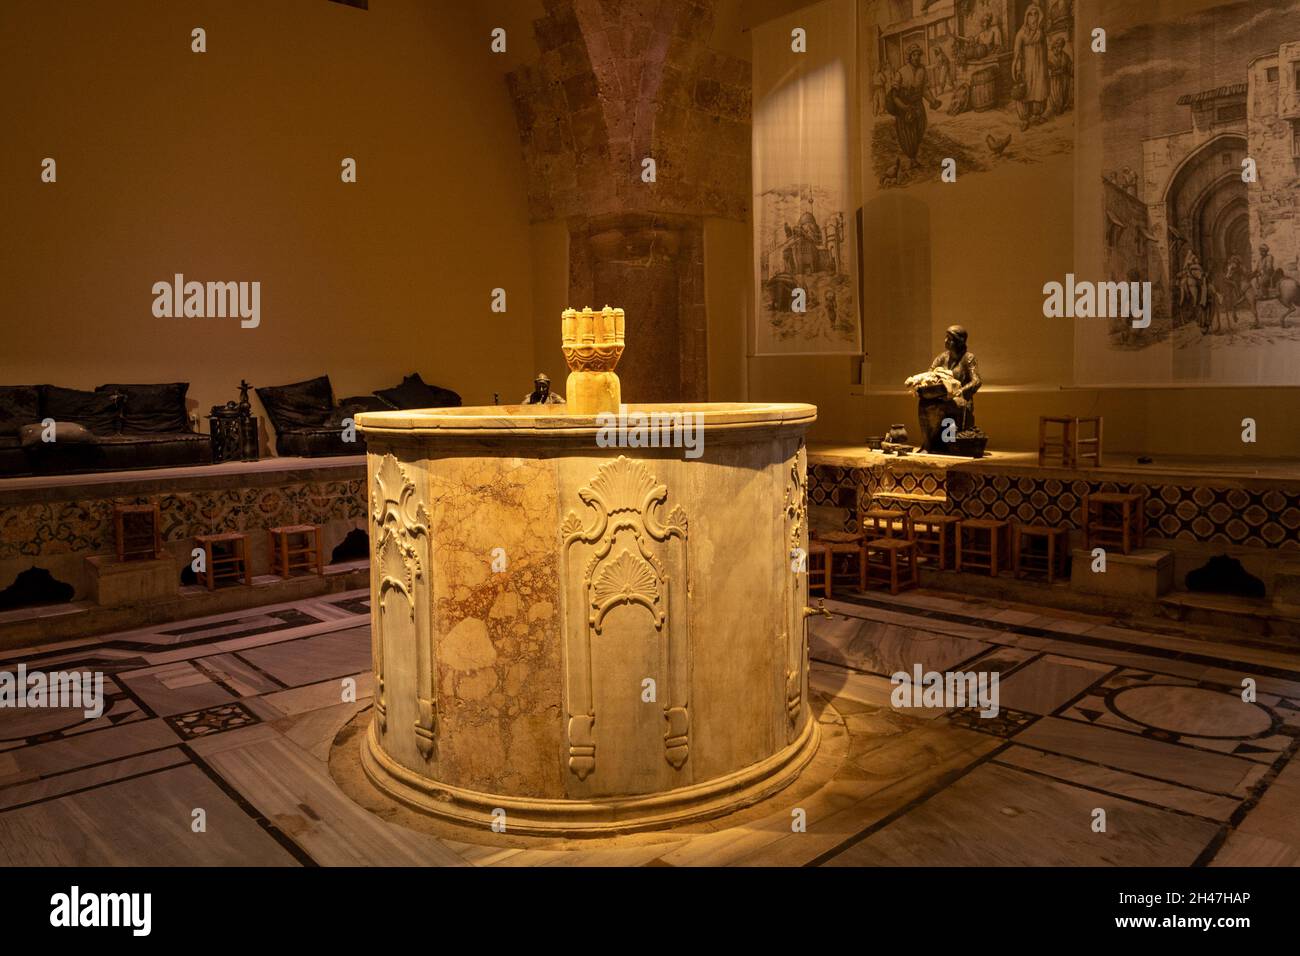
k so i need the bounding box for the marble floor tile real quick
[118,661,234,716]
[201,733,467,866]
[136,617,358,667]
[662,725,1001,867]
[962,646,1039,676]
[236,626,370,688]
[810,618,990,678]
[0,748,189,812]
[0,718,180,785]
[1236,760,1300,848]
[257,672,373,718]
[1209,831,1300,866]
[826,599,1010,645]
[828,761,1220,867]
[272,701,367,763]
[0,701,117,744]
[1015,716,1267,797]
[193,653,286,697]
[993,745,1241,822]
[996,655,1112,715]
[0,765,299,866]
[1201,668,1300,700]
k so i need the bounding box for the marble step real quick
[1158,591,1300,640]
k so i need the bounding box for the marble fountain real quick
[354,308,821,834]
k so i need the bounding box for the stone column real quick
[569,213,707,403]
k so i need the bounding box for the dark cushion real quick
[373,373,461,410]
[257,376,335,431]
[19,421,95,446]
[274,427,367,458]
[42,385,121,435]
[97,382,190,433]
[330,395,388,428]
[337,394,389,415]
[0,386,41,436]
[96,432,211,467]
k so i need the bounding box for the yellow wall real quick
[0,0,536,438]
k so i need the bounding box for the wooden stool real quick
[1083,492,1145,554]
[806,540,831,598]
[1039,416,1103,468]
[268,524,324,579]
[817,530,866,592]
[859,507,912,540]
[958,518,1008,576]
[113,503,163,562]
[195,532,252,589]
[1013,524,1071,583]
[912,514,961,570]
[864,538,920,594]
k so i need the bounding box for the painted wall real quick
[0,0,536,441]
[726,0,1300,458]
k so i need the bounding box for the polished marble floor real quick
[1,586,1297,866]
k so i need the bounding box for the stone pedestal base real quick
[362,711,819,835]
[1070,548,1173,599]
[565,370,621,416]
[84,554,176,607]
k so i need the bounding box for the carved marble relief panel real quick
[559,456,691,787]
[782,441,810,739]
[370,453,435,757]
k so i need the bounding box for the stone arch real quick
[1164,132,1248,276]
[505,0,751,402]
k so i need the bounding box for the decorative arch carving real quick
[782,442,810,734]
[560,456,690,780]
[370,453,436,757]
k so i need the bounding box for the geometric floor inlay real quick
[1108,685,1274,739]
[4,587,1300,866]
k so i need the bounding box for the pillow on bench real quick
[331,394,389,425]
[0,386,41,436]
[20,422,95,446]
[96,382,190,433]
[256,375,335,431]
[43,385,121,436]
[373,372,462,410]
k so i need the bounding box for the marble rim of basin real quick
[355,401,817,438]
[355,400,822,836]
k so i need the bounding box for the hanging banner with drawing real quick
[1075,0,1300,386]
[753,0,862,356]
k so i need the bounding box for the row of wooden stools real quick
[808,492,1146,596]
[193,525,324,589]
[807,509,925,598]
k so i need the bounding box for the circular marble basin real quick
[1109,684,1273,739]
[355,402,820,834]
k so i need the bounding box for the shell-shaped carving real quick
[592,550,659,607]
[585,456,663,516]
[372,454,408,522]
[372,453,429,535]
[376,532,417,611]
[561,512,584,539]
[667,504,688,535]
